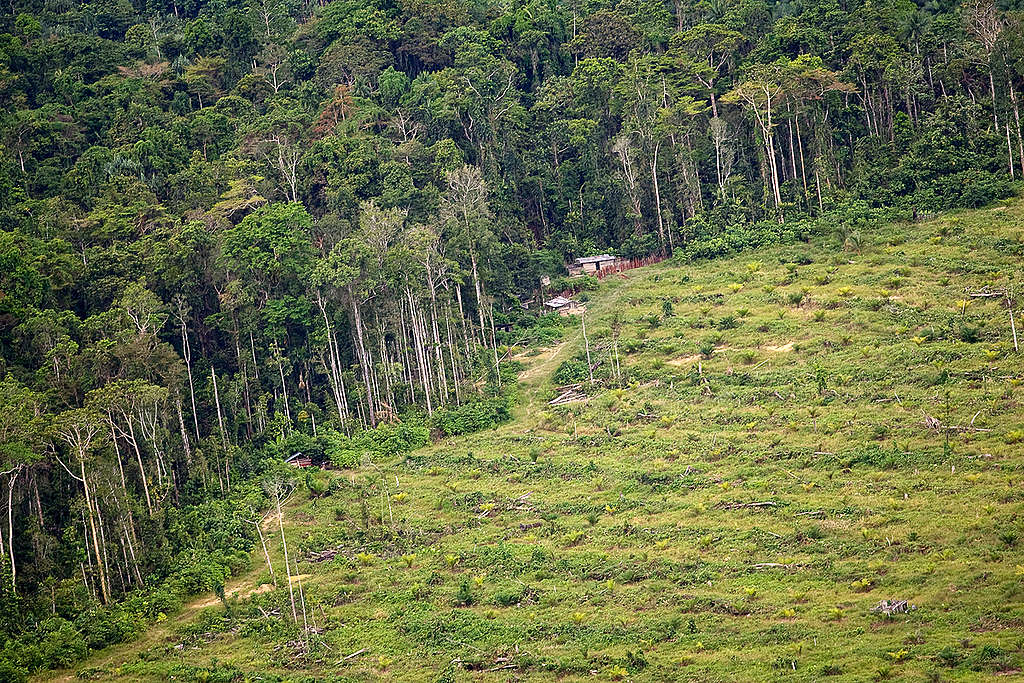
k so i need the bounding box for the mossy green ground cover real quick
[59,201,1024,681]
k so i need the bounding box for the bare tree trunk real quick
[211,365,228,494]
[175,398,193,466]
[581,312,593,384]
[250,332,260,381]
[274,342,292,423]
[1008,124,1016,178]
[990,69,999,132]
[650,142,667,255]
[794,112,810,210]
[333,332,351,431]
[347,286,377,426]
[489,303,501,388]
[317,297,347,423]
[237,337,253,436]
[253,518,275,586]
[126,419,153,515]
[1010,80,1024,172]
[444,297,462,404]
[80,460,110,604]
[276,489,297,622]
[95,502,112,598]
[397,305,413,404]
[428,281,449,403]
[406,290,434,412]
[6,466,20,590]
[178,313,201,441]
[468,246,488,347]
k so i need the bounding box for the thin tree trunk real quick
[318,297,347,422]
[6,466,19,590]
[455,285,472,360]
[347,286,377,427]
[80,459,110,604]
[1010,80,1024,172]
[990,69,999,132]
[428,281,449,403]
[211,365,228,491]
[253,518,275,586]
[581,312,593,384]
[276,489,297,622]
[126,419,153,515]
[179,317,201,441]
[650,142,666,255]
[250,332,260,381]
[795,112,809,210]
[275,343,292,423]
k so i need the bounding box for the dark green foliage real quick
[553,358,591,385]
[1,0,1022,677]
[432,395,514,437]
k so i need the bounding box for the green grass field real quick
[57,200,1024,682]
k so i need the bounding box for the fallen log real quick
[719,501,778,510]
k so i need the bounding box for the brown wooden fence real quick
[549,254,668,299]
[594,254,667,279]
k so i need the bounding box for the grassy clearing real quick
[55,200,1024,682]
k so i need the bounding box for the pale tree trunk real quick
[347,285,377,426]
[444,297,462,404]
[794,112,810,209]
[211,366,229,493]
[317,296,347,423]
[468,245,488,347]
[250,332,260,381]
[126,419,153,515]
[109,423,127,491]
[427,279,449,403]
[455,286,472,361]
[173,400,193,474]
[80,459,110,604]
[333,332,351,426]
[274,343,292,423]
[488,302,501,388]
[990,69,999,133]
[398,305,415,404]
[253,518,275,586]
[1010,80,1024,172]
[406,289,434,412]
[5,465,21,590]
[581,312,593,384]
[650,142,666,255]
[237,338,253,436]
[275,488,297,622]
[178,312,201,441]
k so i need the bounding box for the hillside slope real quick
[55,200,1024,682]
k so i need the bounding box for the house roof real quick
[544,296,573,308]
[575,254,616,264]
[284,452,306,463]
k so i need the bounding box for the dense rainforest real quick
[1,0,1023,676]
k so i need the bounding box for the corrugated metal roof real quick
[575,254,616,264]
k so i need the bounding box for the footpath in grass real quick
[57,199,1024,682]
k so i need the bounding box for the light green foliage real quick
[59,200,1024,682]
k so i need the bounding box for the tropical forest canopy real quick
[1,0,1023,676]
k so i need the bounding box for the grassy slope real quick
[58,199,1024,682]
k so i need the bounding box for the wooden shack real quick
[285,452,313,468]
[543,295,581,316]
[569,254,617,276]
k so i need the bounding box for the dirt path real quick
[40,537,275,682]
[46,268,662,681]
[517,340,571,384]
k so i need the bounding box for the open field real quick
[55,200,1024,682]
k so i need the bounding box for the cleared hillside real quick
[55,199,1024,682]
